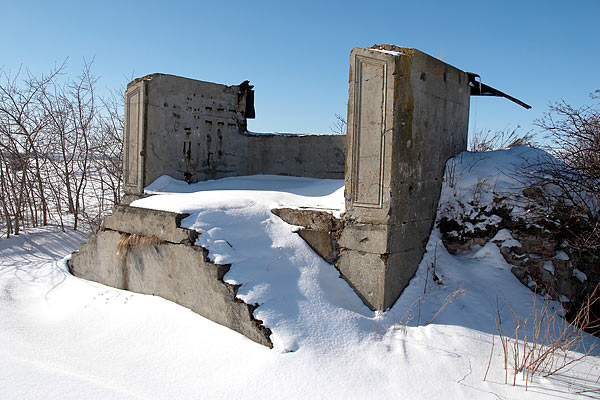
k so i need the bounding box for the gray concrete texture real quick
[247,133,345,179]
[70,205,272,347]
[338,45,470,310]
[102,205,197,244]
[123,74,345,196]
[271,208,343,264]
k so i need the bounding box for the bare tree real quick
[0,61,124,236]
[80,88,124,231]
[95,89,124,208]
[329,113,347,135]
[0,65,63,236]
[67,62,96,231]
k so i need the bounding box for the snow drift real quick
[1,148,599,399]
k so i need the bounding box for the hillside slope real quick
[1,148,598,399]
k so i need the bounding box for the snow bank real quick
[1,150,599,399]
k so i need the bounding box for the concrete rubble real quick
[70,205,272,347]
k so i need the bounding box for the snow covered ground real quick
[1,148,599,399]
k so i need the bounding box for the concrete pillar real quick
[123,77,147,196]
[337,45,470,310]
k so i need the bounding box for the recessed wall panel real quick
[351,56,386,208]
[124,88,140,187]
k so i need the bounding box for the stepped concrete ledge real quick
[69,205,273,347]
[271,208,343,264]
[101,205,198,244]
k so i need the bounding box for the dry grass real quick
[394,288,467,335]
[468,126,535,153]
[426,289,466,325]
[116,233,164,258]
[485,283,600,390]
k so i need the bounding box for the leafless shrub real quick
[538,92,600,182]
[469,126,535,152]
[527,93,600,228]
[485,285,600,390]
[444,157,458,188]
[511,93,600,328]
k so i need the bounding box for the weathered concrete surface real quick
[123,74,345,196]
[271,208,343,264]
[271,208,343,231]
[102,205,197,244]
[248,134,345,179]
[70,205,272,347]
[338,45,470,310]
[123,74,252,195]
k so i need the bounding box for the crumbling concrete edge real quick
[271,208,343,264]
[270,207,387,310]
[182,245,274,346]
[69,205,273,348]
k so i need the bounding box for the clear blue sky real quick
[2,0,598,140]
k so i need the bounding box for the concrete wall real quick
[69,205,272,347]
[123,74,251,194]
[123,74,345,196]
[247,133,345,179]
[337,45,470,310]
[143,75,250,185]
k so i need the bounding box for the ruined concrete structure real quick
[75,74,348,347]
[123,74,345,201]
[72,206,272,347]
[71,45,526,346]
